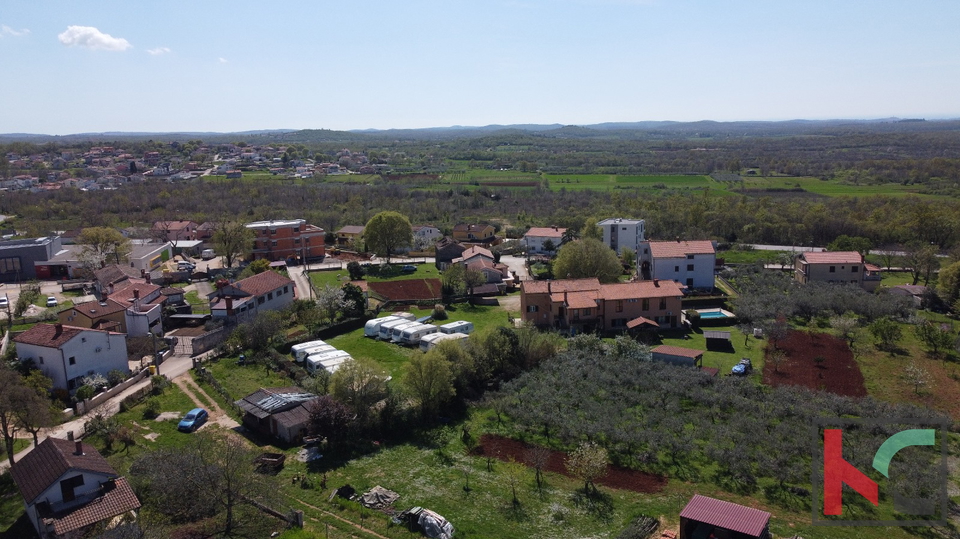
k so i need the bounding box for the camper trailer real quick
[419,332,468,352]
[389,321,423,343]
[294,344,336,362]
[439,321,474,335]
[291,340,326,361]
[364,312,415,338]
[379,318,417,340]
[305,350,352,374]
[398,323,439,346]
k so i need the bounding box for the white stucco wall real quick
[17,332,128,391]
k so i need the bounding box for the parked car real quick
[401,265,417,274]
[0,295,8,309]
[46,296,58,307]
[731,358,753,376]
[177,261,196,271]
[178,408,208,432]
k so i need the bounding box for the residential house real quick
[452,223,497,246]
[107,282,165,336]
[196,221,217,242]
[59,299,128,333]
[451,245,514,293]
[889,284,928,307]
[638,240,717,290]
[207,270,295,321]
[10,437,140,539]
[0,236,63,282]
[235,387,319,444]
[434,237,466,270]
[679,494,770,539]
[794,251,881,292]
[151,220,199,244]
[246,219,326,263]
[14,324,128,393]
[520,277,684,333]
[335,225,365,247]
[522,226,566,255]
[597,218,646,255]
[412,225,442,250]
[453,245,495,266]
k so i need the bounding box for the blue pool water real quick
[699,311,732,319]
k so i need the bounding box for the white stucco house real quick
[14,324,129,393]
[522,226,566,255]
[412,225,443,250]
[637,240,717,290]
[207,269,295,322]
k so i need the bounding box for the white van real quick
[305,350,352,374]
[420,332,469,352]
[291,340,327,361]
[439,320,474,335]
[389,321,423,343]
[399,323,438,346]
[379,318,416,340]
[294,344,335,362]
[365,315,401,338]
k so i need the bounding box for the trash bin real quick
[149,365,156,375]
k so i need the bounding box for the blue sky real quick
[1,1,958,134]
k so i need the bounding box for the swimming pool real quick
[696,309,735,319]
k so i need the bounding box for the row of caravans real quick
[365,314,473,348]
[290,339,352,374]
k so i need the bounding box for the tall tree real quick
[565,441,608,495]
[402,351,455,419]
[552,238,622,283]
[213,221,255,268]
[329,357,388,422]
[75,226,131,269]
[364,211,413,263]
[902,242,940,286]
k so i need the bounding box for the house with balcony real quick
[794,251,881,292]
[452,223,498,246]
[10,437,141,539]
[59,299,128,333]
[335,225,365,247]
[246,219,325,263]
[638,240,717,290]
[14,324,128,393]
[522,226,566,255]
[207,270,295,322]
[520,277,684,334]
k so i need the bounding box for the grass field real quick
[656,324,765,377]
[309,262,443,291]
[737,176,939,198]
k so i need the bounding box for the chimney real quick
[140,269,145,277]
[145,273,151,284]
[133,289,140,299]
[654,279,659,287]
[74,440,84,456]
[676,237,681,243]
[55,323,63,333]
[225,297,234,315]
[67,431,74,441]
[108,283,114,295]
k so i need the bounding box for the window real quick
[39,356,44,365]
[852,265,859,273]
[687,264,694,271]
[69,356,76,365]
[686,278,694,287]
[642,299,650,311]
[616,300,623,312]
[271,240,278,247]
[527,305,538,312]
[829,266,836,273]
[582,308,591,316]
[659,298,667,310]
[687,254,694,260]
[294,238,301,244]
[284,286,289,293]
[60,474,85,503]
[258,296,265,305]
[270,228,277,235]
[0,256,22,275]
[622,227,627,231]
[643,248,648,254]
[267,292,273,300]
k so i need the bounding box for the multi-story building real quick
[597,218,646,255]
[794,251,881,292]
[522,226,566,255]
[520,277,684,333]
[246,219,325,263]
[14,323,128,393]
[638,240,717,290]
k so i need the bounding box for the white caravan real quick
[294,344,336,362]
[419,332,468,352]
[398,323,439,346]
[439,321,474,335]
[305,350,352,374]
[291,340,326,361]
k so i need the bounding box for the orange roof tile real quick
[801,251,863,264]
[648,240,715,259]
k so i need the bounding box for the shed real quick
[679,494,771,539]
[704,330,732,351]
[235,387,319,444]
[651,345,704,368]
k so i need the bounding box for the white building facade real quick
[14,324,129,392]
[598,218,646,255]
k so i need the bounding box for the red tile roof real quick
[648,240,716,259]
[235,270,294,297]
[47,477,141,535]
[800,251,862,264]
[13,324,88,349]
[69,299,127,318]
[337,225,365,235]
[626,316,659,329]
[152,220,196,231]
[565,291,599,309]
[459,246,494,261]
[524,227,566,238]
[600,280,683,299]
[108,282,161,304]
[652,345,704,359]
[521,278,602,295]
[680,495,770,537]
[10,438,118,503]
[367,278,443,302]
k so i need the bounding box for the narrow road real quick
[173,376,239,430]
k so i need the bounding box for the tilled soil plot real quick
[478,434,667,493]
[762,330,867,397]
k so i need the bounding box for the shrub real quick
[74,384,95,401]
[432,304,448,320]
[143,398,161,419]
[685,309,700,328]
[150,375,170,395]
[107,369,127,387]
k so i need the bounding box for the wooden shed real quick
[704,330,733,351]
[651,345,704,368]
[679,494,771,539]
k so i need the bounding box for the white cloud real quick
[147,47,171,55]
[218,57,228,63]
[58,26,131,51]
[1,25,30,37]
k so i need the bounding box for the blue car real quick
[178,408,208,432]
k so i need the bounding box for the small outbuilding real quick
[704,330,732,351]
[235,387,319,445]
[651,345,704,368]
[679,494,771,539]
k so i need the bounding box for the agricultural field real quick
[736,176,939,198]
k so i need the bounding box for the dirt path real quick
[173,375,239,430]
[289,496,390,539]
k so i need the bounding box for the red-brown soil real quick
[762,330,867,397]
[367,278,443,302]
[478,434,667,494]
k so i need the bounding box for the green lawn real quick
[717,248,791,265]
[738,176,940,198]
[309,263,443,291]
[655,324,765,377]
[878,270,917,287]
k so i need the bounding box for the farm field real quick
[737,176,938,197]
[761,330,867,397]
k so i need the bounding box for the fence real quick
[191,325,232,356]
[76,368,150,415]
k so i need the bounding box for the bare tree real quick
[525,444,551,491]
